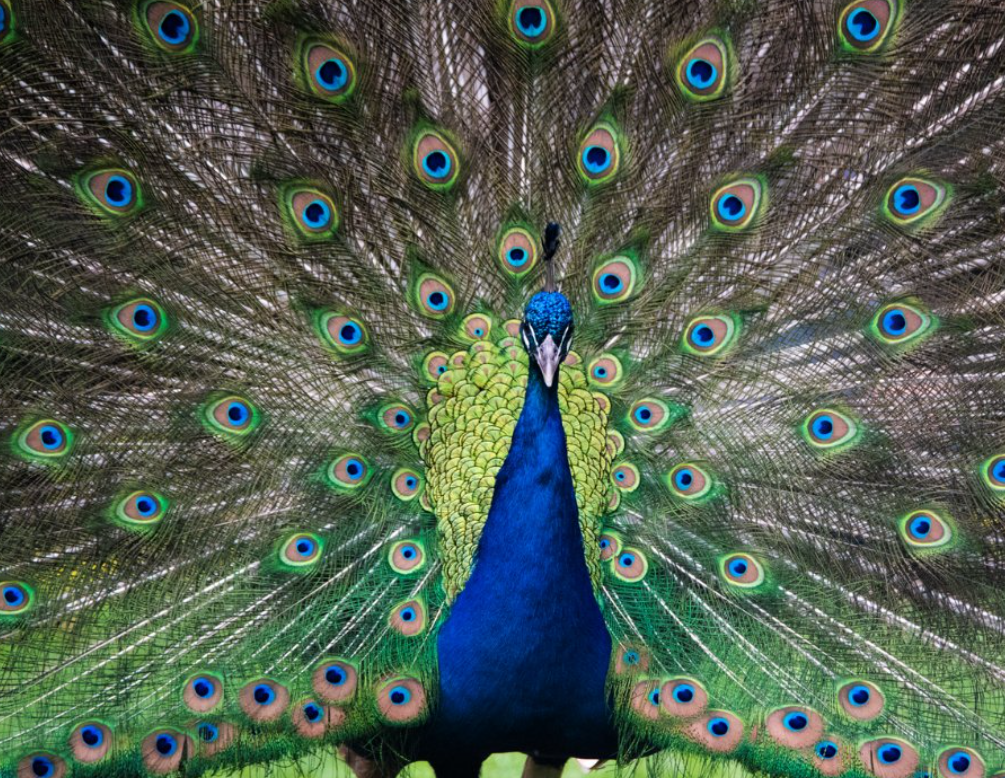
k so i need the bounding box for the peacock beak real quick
[535,334,561,388]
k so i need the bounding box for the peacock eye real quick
[16,419,74,460]
[859,738,918,775]
[509,1,555,47]
[498,226,539,276]
[837,679,884,720]
[422,352,450,382]
[661,677,708,717]
[719,553,765,589]
[302,42,357,102]
[327,453,373,491]
[766,706,823,749]
[801,408,860,451]
[79,168,142,216]
[415,274,456,318]
[612,548,648,582]
[317,312,369,356]
[0,581,34,616]
[869,301,935,347]
[182,673,223,712]
[838,0,899,53]
[981,453,1005,496]
[587,354,624,388]
[577,122,621,185]
[883,177,948,226]
[239,679,289,722]
[938,748,984,778]
[279,532,324,568]
[898,509,954,551]
[282,186,339,239]
[462,314,492,341]
[377,403,416,434]
[686,711,744,752]
[412,131,461,190]
[628,398,679,433]
[19,754,64,778]
[116,490,168,527]
[109,298,167,343]
[682,313,739,356]
[203,395,261,437]
[591,255,639,304]
[0,0,13,45]
[142,729,192,773]
[70,721,113,762]
[710,178,764,231]
[313,659,358,702]
[598,530,622,561]
[815,740,840,760]
[389,599,427,637]
[630,680,662,720]
[388,539,427,573]
[391,468,423,502]
[143,2,198,52]
[611,462,640,493]
[676,36,729,100]
[666,462,713,501]
[377,677,427,723]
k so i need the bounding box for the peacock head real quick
[521,290,573,388]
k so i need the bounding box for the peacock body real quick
[1,1,1005,777]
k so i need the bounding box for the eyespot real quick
[182,673,223,712]
[302,41,357,102]
[0,1,13,45]
[16,419,74,460]
[422,352,450,382]
[898,509,954,551]
[195,720,235,756]
[413,131,460,190]
[239,679,289,722]
[765,706,824,749]
[388,539,427,574]
[859,738,919,778]
[587,354,623,388]
[292,698,333,738]
[802,409,860,451]
[682,314,739,356]
[69,721,112,763]
[719,553,765,589]
[79,168,141,216]
[378,403,416,434]
[377,677,427,724]
[981,454,1005,496]
[312,659,358,702]
[685,711,744,752]
[326,453,373,491]
[279,532,324,569]
[614,643,649,675]
[109,298,167,342]
[627,398,678,433]
[611,462,639,493]
[710,178,764,231]
[666,462,713,501]
[509,1,556,47]
[318,312,369,356]
[282,186,339,239]
[592,256,639,304]
[938,748,984,778]
[676,36,729,101]
[577,122,621,185]
[415,273,456,318]
[203,395,261,438]
[390,599,427,637]
[883,177,949,226]
[17,753,65,778]
[599,530,623,562]
[460,314,492,342]
[869,301,936,347]
[839,0,899,53]
[0,582,34,616]
[814,739,848,776]
[837,679,885,720]
[115,490,168,528]
[612,548,648,582]
[498,227,539,276]
[141,729,192,774]
[391,468,423,502]
[661,677,708,718]
[142,2,198,52]
[630,679,662,720]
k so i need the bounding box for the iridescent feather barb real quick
[1,0,1005,777]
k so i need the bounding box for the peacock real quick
[2,0,1005,777]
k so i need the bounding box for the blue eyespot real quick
[717,193,746,221]
[193,677,215,698]
[593,366,607,378]
[2,586,25,607]
[253,684,276,706]
[947,753,971,774]
[708,717,730,737]
[693,324,715,346]
[132,304,156,332]
[426,290,449,311]
[0,7,6,35]
[615,470,626,481]
[507,247,528,267]
[38,424,63,450]
[422,151,452,180]
[728,559,748,577]
[227,401,249,426]
[783,711,808,731]
[812,415,834,440]
[882,308,908,336]
[686,58,718,89]
[893,185,921,216]
[581,146,612,176]
[516,6,546,37]
[389,685,411,705]
[80,725,104,747]
[598,273,623,294]
[909,515,931,539]
[647,687,660,706]
[159,10,190,45]
[816,741,838,760]
[623,650,639,665]
[847,8,879,41]
[674,468,694,490]
[136,496,158,517]
[30,757,54,778]
[304,702,323,722]
[634,407,652,423]
[394,411,411,428]
[296,538,315,556]
[400,607,416,622]
[400,545,417,560]
[325,666,346,685]
[338,322,362,346]
[302,199,332,230]
[197,723,218,742]
[155,733,178,756]
[673,684,695,703]
[316,58,348,91]
[618,553,635,567]
[848,684,871,706]
[878,745,903,764]
[104,175,133,208]
[344,458,364,480]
